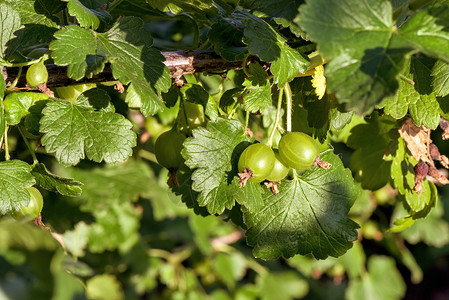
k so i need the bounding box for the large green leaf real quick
[182,118,249,214]
[0,160,35,214]
[50,17,171,116]
[40,101,136,165]
[299,0,449,115]
[242,150,360,259]
[0,3,21,59]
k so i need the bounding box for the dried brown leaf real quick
[399,118,432,164]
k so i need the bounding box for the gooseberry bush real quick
[2,0,449,299]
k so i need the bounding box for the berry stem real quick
[268,87,284,147]
[284,82,293,132]
[242,54,251,77]
[6,66,22,92]
[4,125,9,161]
[2,55,48,68]
[244,110,250,133]
[17,125,39,164]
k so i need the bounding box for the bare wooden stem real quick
[2,50,244,89]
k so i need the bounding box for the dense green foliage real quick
[1,0,449,299]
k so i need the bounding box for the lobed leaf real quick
[242,150,360,259]
[182,118,249,214]
[235,10,309,87]
[243,64,272,113]
[40,101,136,165]
[50,17,171,116]
[299,0,449,115]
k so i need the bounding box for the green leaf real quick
[146,0,217,15]
[401,203,449,247]
[0,3,21,59]
[0,69,5,99]
[24,99,50,136]
[62,221,89,257]
[0,219,59,251]
[88,201,140,253]
[407,56,440,129]
[347,256,406,300]
[294,78,350,142]
[219,87,243,115]
[0,160,35,214]
[208,18,247,61]
[270,43,308,87]
[171,166,209,216]
[62,159,155,209]
[299,1,449,115]
[390,138,437,218]
[256,271,309,300]
[6,0,61,47]
[51,252,88,300]
[243,150,359,259]
[242,64,272,113]
[182,118,249,214]
[64,0,111,30]
[31,163,83,197]
[40,101,136,165]
[347,113,397,190]
[235,10,309,86]
[86,274,124,300]
[3,92,49,125]
[75,88,114,112]
[180,84,218,120]
[402,180,437,218]
[393,5,449,61]
[67,55,108,80]
[240,0,302,22]
[390,138,417,196]
[50,17,171,116]
[299,0,402,115]
[212,252,247,289]
[383,56,440,129]
[0,103,5,146]
[431,60,449,97]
